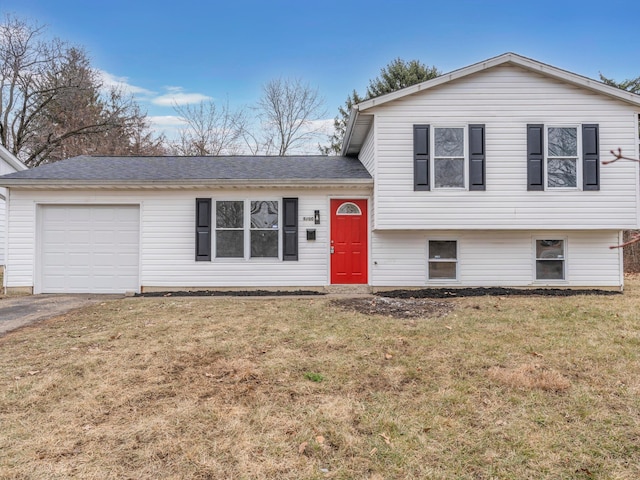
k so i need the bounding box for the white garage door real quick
[39,205,140,294]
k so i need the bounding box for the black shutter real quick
[414,124,430,191]
[527,124,544,191]
[282,197,298,261]
[468,124,486,191]
[582,124,600,191]
[195,198,211,261]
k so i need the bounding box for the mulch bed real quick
[377,287,621,299]
[137,290,325,297]
[331,297,454,319]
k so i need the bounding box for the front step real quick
[325,284,372,295]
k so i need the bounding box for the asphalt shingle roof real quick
[0,155,372,183]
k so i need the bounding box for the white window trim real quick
[427,238,459,283]
[544,125,582,190]
[532,236,568,284]
[214,198,281,261]
[431,125,468,190]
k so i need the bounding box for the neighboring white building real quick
[0,145,27,271]
[1,53,639,294]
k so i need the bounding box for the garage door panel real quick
[69,233,92,244]
[40,205,140,294]
[67,253,91,267]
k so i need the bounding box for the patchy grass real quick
[1,281,640,479]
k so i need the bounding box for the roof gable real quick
[342,52,640,155]
[357,52,640,111]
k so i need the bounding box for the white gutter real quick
[0,178,374,189]
[340,106,360,156]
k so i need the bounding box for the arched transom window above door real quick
[336,202,362,215]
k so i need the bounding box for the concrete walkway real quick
[0,294,121,336]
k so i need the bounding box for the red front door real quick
[330,199,368,284]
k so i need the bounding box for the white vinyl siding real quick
[0,191,6,267]
[370,64,639,230]
[358,123,375,176]
[358,125,377,230]
[370,230,622,288]
[1,159,20,267]
[4,187,370,290]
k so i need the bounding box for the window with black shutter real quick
[282,198,298,261]
[468,124,486,191]
[414,124,487,191]
[527,124,600,191]
[582,124,600,191]
[195,198,212,261]
[414,124,430,191]
[527,124,544,191]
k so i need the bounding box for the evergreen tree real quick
[322,58,440,155]
[0,15,164,167]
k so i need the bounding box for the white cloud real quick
[98,70,155,97]
[147,115,188,141]
[97,72,212,109]
[305,118,334,135]
[151,87,213,106]
[148,115,188,127]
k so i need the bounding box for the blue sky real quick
[2,0,639,143]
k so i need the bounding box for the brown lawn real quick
[1,280,640,479]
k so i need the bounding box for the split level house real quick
[1,52,639,294]
[0,145,27,272]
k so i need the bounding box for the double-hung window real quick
[428,240,458,280]
[527,124,599,191]
[546,127,578,188]
[535,239,565,281]
[434,128,465,188]
[250,200,279,257]
[216,201,245,258]
[414,124,486,191]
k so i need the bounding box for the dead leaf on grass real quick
[384,353,393,360]
[488,363,571,392]
[298,441,308,454]
[315,435,325,444]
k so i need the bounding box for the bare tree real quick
[171,99,245,156]
[0,15,163,166]
[604,149,640,251]
[256,78,326,155]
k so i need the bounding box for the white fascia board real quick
[0,178,374,189]
[0,145,27,171]
[355,52,640,112]
[340,107,359,156]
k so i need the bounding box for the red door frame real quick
[330,199,368,284]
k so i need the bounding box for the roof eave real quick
[340,106,359,156]
[0,178,373,189]
[0,145,28,171]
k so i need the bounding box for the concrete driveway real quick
[0,294,122,335]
